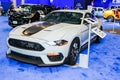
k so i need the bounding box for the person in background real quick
[0,5,4,15]
[31,10,40,22]
[10,3,14,11]
[8,3,15,16]
[51,5,56,10]
[56,6,60,10]
[63,5,69,10]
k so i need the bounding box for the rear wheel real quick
[107,16,114,22]
[66,38,80,65]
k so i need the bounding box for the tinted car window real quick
[98,8,103,11]
[42,12,83,24]
[84,13,92,18]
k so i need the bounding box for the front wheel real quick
[66,38,80,65]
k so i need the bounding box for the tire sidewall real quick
[66,38,80,65]
[107,16,114,22]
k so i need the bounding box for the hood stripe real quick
[23,22,57,36]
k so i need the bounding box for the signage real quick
[113,0,120,3]
[92,27,106,38]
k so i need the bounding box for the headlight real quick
[23,16,31,18]
[47,40,68,46]
[22,13,31,18]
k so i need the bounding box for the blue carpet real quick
[0,16,120,80]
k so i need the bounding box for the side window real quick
[94,8,97,11]
[84,13,97,20]
[91,14,96,20]
[98,8,102,11]
[83,13,96,25]
[84,13,92,18]
[84,13,91,25]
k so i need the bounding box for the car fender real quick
[62,27,82,47]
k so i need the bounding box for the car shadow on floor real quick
[104,29,120,35]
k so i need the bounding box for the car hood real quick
[10,21,79,41]
[14,8,29,12]
[11,8,30,16]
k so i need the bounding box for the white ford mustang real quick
[7,10,103,66]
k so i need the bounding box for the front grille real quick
[8,38,45,51]
[9,18,23,25]
[9,17,29,24]
[10,17,23,21]
[7,51,44,65]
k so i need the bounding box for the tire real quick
[107,16,114,22]
[66,38,80,65]
[95,26,103,43]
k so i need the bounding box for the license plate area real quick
[13,21,17,24]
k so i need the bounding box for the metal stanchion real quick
[110,19,116,33]
[65,23,92,68]
[64,18,106,68]
[78,23,91,68]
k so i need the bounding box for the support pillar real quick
[21,0,25,5]
[13,0,16,8]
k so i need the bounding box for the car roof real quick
[106,8,120,11]
[21,4,41,6]
[111,8,120,10]
[52,9,90,14]
[93,7,104,9]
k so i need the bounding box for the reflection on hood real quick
[23,22,57,36]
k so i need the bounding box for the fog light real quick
[47,52,59,56]
[47,53,63,61]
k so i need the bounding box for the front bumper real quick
[7,49,64,66]
[7,50,44,66]
[8,17,30,27]
[7,36,69,66]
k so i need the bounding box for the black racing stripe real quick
[23,22,56,36]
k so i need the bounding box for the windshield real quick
[19,5,31,12]
[42,11,83,24]
[21,5,45,13]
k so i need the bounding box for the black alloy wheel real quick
[107,16,114,22]
[67,38,80,65]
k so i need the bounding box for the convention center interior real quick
[0,0,120,80]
